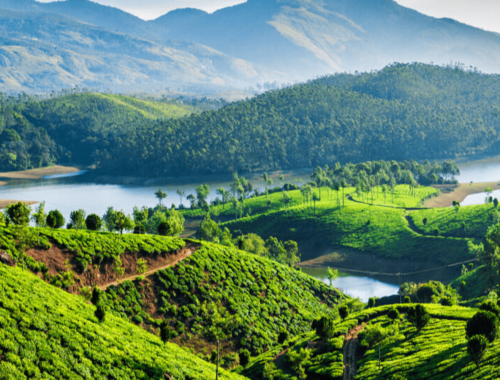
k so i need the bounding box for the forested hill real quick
[4,63,500,176]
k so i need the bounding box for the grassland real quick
[0,263,245,380]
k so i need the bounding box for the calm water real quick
[301,267,399,302]
[0,169,309,221]
[456,154,500,183]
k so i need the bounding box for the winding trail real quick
[100,246,196,290]
[343,324,364,380]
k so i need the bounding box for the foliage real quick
[70,209,86,231]
[5,202,31,226]
[468,335,488,368]
[339,305,349,321]
[407,304,430,331]
[314,316,335,340]
[0,264,244,379]
[46,209,65,229]
[85,214,102,231]
[31,201,47,228]
[286,348,311,380]
[466,311,498,343]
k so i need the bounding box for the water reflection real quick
[301,267,399,302]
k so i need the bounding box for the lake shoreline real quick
[424,181,500,208]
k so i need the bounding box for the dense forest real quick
[2,63,500,175]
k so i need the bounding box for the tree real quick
[154,188,167,208]
[240,233,267,256]
[31,201,47,227]
[339,304,349,321]
[283,240,300,267]
[70,209,86,230]
[468,335,488,368]
[265,237,286,263]
[201,303,238,380]
[314,316,334,339]
[134,223,146,234]
[196,184,210,207]
[176,188,185,207]
[282,191,291,210]
[114,211,135,235]
[160,320,171,344]
[407,304,430,331]
[91,287,101,305]
[327,267,338,288]
[359,323,399,370]
[199,214,221,243]
[102,207,117,232]
[186,194,196,208]
[5,202,31,226]
[46,209,65,229]
[86,214,102,231]
[286,348,311,380]
[216,187,227,208]
[312,192,320,214]
[466,311,498,343]
[239,349,251,367]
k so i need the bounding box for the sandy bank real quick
[0,200,38,209]
[0,165,82,181]
[423,181,500,208]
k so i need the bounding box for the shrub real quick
[158,221,173,236]
[479,300,500,317]
[46,210,65,229]
[388,308,400,321]
[95,304,106,322]
[440,297,453,306]
[433,228,440,236]
[278,328,289,344]
[423,218,427,225]
[339,305,349,321]
[239,349,251,367]
[468,334,488,368]
[5,202,31,225]
[416,285,436,303]
[315,316,335,339]
[466,311,498,343]
[221,353,239,369]
[407,305,430,331]
[368,297,377,308]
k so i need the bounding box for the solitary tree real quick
[202,303,238,380]
[5,202,31,226]
[114,211,135,235]
[176,188,185,207]
[46,209,65,229]
[466,311,498,343]
[407,304,430,331]
[70,209,86,230]
[31,201,47,227]
[155,188,167,208]
[327,267,338,288]
[86,214,102,231]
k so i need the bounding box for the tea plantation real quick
[101,242,345,355]
[0,263,246,380]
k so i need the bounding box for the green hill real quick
[0,263,246,380]
[240,304,500,380]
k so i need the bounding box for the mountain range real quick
[2,0,500,93]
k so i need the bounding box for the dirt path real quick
[100,247,196,290]
[343,325,364,380]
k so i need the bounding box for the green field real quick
[0,263,245,380]
[221,196,470,264]
[351,185,440,208]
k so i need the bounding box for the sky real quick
[34,0,500,34]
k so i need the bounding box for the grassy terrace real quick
[0,264,245,380]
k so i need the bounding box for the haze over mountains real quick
[2,0,500,93]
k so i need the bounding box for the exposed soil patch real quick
[343,324,364,380]
[25,238,199,292]
[424,181,500,208]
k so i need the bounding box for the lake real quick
[301,267,399,302]
[0,169,310,220]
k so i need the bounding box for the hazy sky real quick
[35,0,500,34]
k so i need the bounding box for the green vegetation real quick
[4,64,500,176]
[351,185,439,208]
[100,242,344,355]
[0,263,244,380]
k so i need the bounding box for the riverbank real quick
[0,165,83,182]
[0,200,38,209]
[423,181,500,208]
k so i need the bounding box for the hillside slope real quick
[0,263,246,379]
